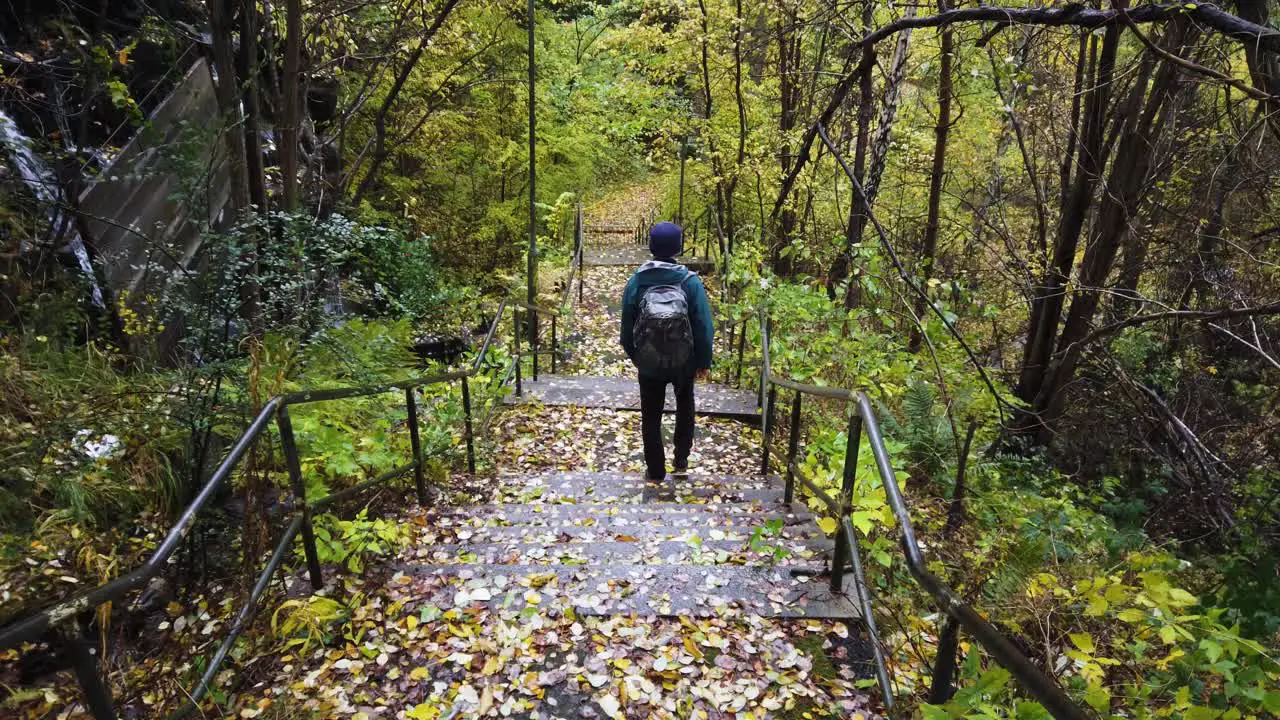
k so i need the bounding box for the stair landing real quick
[505,374,760,420]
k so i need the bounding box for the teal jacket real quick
[620,260,714,378]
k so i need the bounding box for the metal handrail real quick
[757,311,1094,720]
[3,196,590,720]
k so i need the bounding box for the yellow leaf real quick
[406,703,435,720]
[1116,608,1146,623]
[816,517,838,534]
[683,636,704,659]
[409,666,430,681]
[406,615,418,631]
[1069,632,1095,654]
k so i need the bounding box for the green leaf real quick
[850,510,876,535]
[1083,683,1110,712]
[1069,632,1096,654]
[919,705,951,720]
[1116,608,1146,623]
[418,604,442,623]
[1200,638,1223,663]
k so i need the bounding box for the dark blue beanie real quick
[649,222,683,258]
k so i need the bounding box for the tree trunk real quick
[863,6,917,209]
[773,2,801,274]
[1032,23,1194,432]
[908,0,953,353]
[280,0,302,210]
[240,0,268,210]
[207,0,250,214]
[1235,0,1280,142]
[1016,6,1125,405]
[828,4,876,307]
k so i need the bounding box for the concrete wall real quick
[76,57,231,301]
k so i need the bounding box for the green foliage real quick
[310,509,409,574]
[271,595,349,652]
[751,270,1278,718]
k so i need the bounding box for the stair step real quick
[505,374,760,419]
[413,516,827,543]
[397,563,861,618]
[406,537,833,566]
[513,470,779,487]
[492,484,787,504]
[495,471,778,494]
[423,501,816,523]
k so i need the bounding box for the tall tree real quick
[908,0,954,352]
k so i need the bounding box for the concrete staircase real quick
[401,471,860,619]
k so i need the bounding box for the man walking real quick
[620,221,714,481]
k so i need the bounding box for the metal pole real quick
[532,313,539,381]
[830,411,861,593]
[760,385,777,475]
[577,199,584,305]
[829,518,849,593]
[461,377,476,474]
[551,315,557,374]
[277,405,324,590]
[514,310,522,396]
[784,392,802,504]
[406,387,426,503]
[61,623,117,720]
[734,320,746,387]
[844,414,862,505]
[678,135,687,226]
[526,0,538,349]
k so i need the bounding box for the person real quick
[620,221,714,481]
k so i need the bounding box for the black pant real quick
[638,373,695,479]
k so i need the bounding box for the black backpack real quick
[632,270,695,375]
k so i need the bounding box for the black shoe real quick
[644,471,666,482]
[672,460,689,474]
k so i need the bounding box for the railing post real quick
[930,615,961,704]
[784,391,802,504]
[60,622,117,720]
[734,320,747,388]
[461,376,476,474]
[405,387,426,504]
[278,405,324,591]
[551,314,557,374]
[756,314,770,409]
[514,310,523,396]
[844,413,862,504]
[531,313,539,382]
[760,384,777,476]
[830,410,862,593]
[577,203,585,305]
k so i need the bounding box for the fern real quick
[900,378,953,484]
